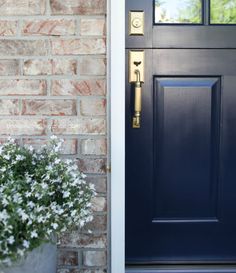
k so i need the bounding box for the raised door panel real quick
[153,77,221,222]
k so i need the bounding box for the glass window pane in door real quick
[210,0,236,24]
[154,0,203,24]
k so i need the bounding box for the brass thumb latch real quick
[128,50,145,128]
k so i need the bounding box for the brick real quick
[0,0,46,15]
[81,139,107,155]
[0,40,48,56]
[57,269,76,273]
[61,139,77,154]
[80,269,107,273]
[22,99,76,116]
[80,18,105,36]
[78,58,106,76]
[50,0,106,15]
[52,80,105,96]
[22,19,76,36]
[78,159,107,174]
[58,250,78,266]
[58,232,77,247]
[86,177,107,193]
[79,234,106,248]
[0,80,46,96]
[84,215,107,232]
[0,119,46,136]
[0,100,19,115]
[91,197,107,212]
[80,98,106,116]
[23,59,76,75]
[83,251,106,266]
[59,233,106,248]
[57,270,106,273]
[24,60,51,75]
[51,118,106,135]
[51,39,106,55]
[0,21,17,36]
[0,60,20,76]
[23,138,77,154]
[52,59,77,75]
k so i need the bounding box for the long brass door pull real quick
[133,70,142,128]
[128,50,145,129]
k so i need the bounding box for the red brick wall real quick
[0,0,108,272]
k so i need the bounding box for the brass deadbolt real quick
[132,17,142,28]
[129,11,144,36]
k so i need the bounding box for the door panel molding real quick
[153,77,221,222]
[153,27,236,49]
[152,50,236,76]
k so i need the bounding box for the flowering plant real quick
[0,136,95,266]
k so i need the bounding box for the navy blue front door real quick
[126,0,236,266]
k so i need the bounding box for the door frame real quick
[109,0,236,272]
[109,0,125,273]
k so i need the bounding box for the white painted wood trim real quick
[109,0,125,273]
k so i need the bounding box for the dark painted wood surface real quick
[125,0,236,268]
[152,27,236,49]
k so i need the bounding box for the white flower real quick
[2,197,9,207]
[68,202,74,208]
[0,167,6,172]
[7,236,15,245]
[23,240,30,249]
[7,137,15,143]
[15,155,25,161]
[37,216,44,223]
[79,220,85,227]
[17,208,29,221]
[56,208,64,215]
[55,158,61,164]
[0,210,9,221]
[63,191,70,198]
[28,201,35,208]
[3,154,10,160]
[35,192,43,199]
[28,145,34,152]
[25,191,31,198]
[71,210,77,217]
[17,249,25,257]
[30,231,38,238]
[13,193,23,204]
[51,223,58,230]
[46,165,53,171]
[50,135,58,140]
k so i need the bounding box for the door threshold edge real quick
[126,265,236,273]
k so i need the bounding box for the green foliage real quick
[211,0,236,24]
[0,137,95,266]
[178,0,202,23]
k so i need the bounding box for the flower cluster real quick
[0,136,95,266]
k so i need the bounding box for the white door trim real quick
[109,0,125,273]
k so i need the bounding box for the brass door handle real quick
[128,50,145,129]
[133,70,142,128]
